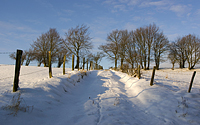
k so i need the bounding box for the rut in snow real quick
[86,70,166,125]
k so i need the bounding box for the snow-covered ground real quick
[0,65,200,125]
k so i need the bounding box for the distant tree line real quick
[9,23,200,70]
[168,34,200,70]
[99,23,169,70]
[99,23,200,70]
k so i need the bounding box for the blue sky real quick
[1,0,200,68]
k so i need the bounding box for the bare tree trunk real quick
[115,58,117,70]
[57,61,62,68]
[120,58,124,70]
[147,50,150,70]
[144,55,147,70]
[38,62,41,67]
[75,56,79,70]
[25,60,30,66]
[172,63,174,70]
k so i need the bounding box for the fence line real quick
[0,52,15,54]
[0,69,46,81]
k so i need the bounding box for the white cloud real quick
[113,4,127,11]
[91,37,107,52]
[167,33,179,41]
[93,37,106,44]
[0,33,6,36]
[138,1,192,17]
[149,1,168,6]
[103,0,117,5]
[119,0,129,3]
[196,9,200,15]
[132,16,157,24]
[140,0,171,7]
[169,4,191,17]
[25,20,42,25]
[36,0,55,11]
[63,9,74,15]
[60,17,72,22]
[74,3,91,8]
[128,0,139,5]
[124,22,137,31]
[103,0,140,12]
[0,21,38,33]
[132,16,142,21]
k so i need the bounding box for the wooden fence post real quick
[63,55,66,75]
[150,66,156,86]
[188,71,196,93]
[87,59,88,71]
[83,57,85,70]
[49,51,52,78]
[77,56,80,71]
[13,49,23,92]
[138,65,141,79]
[72,54,74,71]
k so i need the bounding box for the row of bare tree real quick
[99,23,169,70]
[10,28,71,67]
[9,25,105,69]
[9,23,200,70]
[168,34,200,70]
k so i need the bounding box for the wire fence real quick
[0,52,15,54]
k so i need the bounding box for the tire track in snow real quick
[62,70,172,124]
[96,96,101,125]
[95,70,170,125]
[95,70,139,124]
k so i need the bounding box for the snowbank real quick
[0,65,199,125]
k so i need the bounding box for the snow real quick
[0,65,200,125]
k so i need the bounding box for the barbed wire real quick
[0,68,46,81]
[0,52,15,54]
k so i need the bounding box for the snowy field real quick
[0,65,200,125]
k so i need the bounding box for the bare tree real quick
[57,44,71,68]
[64,24,92,70]
[184,34,200,69]
[24,48,35,66]
[89,52,105,69]
[152,32,169,70]
[175,37,187,68]
[133,27,147,69]
[167,42,177,70]
[99,29,121,70]
[9,52,26,65]
[31,28,63,67]
[119,30,129,70]
[146,23,159,69]
[126,30,137,69]
[31,34,48,67]
[9,52,16,60]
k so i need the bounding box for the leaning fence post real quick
[13,49,23,92]
[49,51,52,78]
[188,71,196,93]
[63,55,66,75]
[150,66,156,86]
[72,54,74,71]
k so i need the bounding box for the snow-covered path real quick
[1,66,200,125]
[58,70,169,125]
